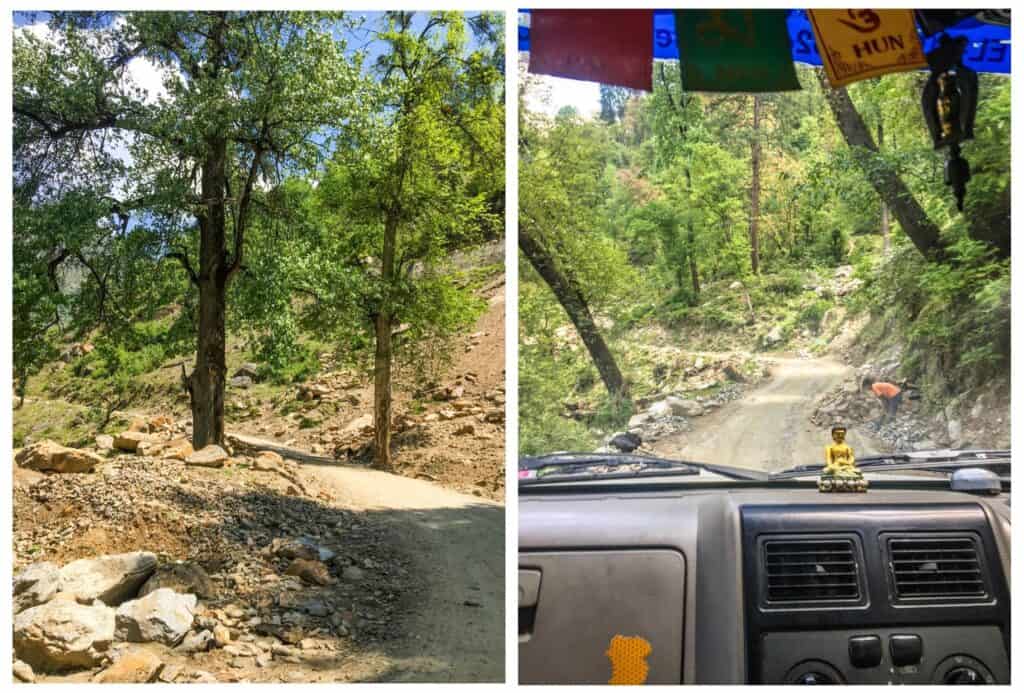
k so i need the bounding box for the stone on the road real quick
[115,588,197,646]
[230,375,254,389]
[14,598,116,671]
[253,450,284,471]
[13,659,35,682]
[113,431,156,453]
[186,445,229,468]
[59,551,157,605]
[14,561,62,613]
[138,560,215,600]
[160,438,194,461]
[93,647,164,683]
[664,396,704,418]
[15,440,103,473]
[175,629,215,654]
[284,558,331,586]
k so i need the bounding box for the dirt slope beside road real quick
[652,356,884,473]
[295,455,504,682]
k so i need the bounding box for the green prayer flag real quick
[675,10,801,92]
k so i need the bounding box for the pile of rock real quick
[830,265,865,297]
[13,451,412,681]
[624,396,702,443]
[13,551,200,679]
[861,416,938,452]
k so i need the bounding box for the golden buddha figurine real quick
[819,424,867,492]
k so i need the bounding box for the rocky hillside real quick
[11,249,506,683]
[13,433,415,683]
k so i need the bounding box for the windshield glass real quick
[518,23,1010,476]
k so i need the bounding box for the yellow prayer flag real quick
[808,9,927,88]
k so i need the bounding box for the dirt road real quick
[299,457,504,682]
[652,355,885,473]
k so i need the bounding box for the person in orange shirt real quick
[863,378,903,420]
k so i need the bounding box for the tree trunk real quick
[519,225,628,399]
[877,121,890,253]
[372,215,398,470]
[749,95,762,274]
[817,70,943,260]
[687,224,700,297]
[189,139,229,449]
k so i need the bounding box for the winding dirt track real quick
[301,460,504,682]
[651,356,884,474]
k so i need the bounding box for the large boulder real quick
[15,440,103,473]
[229,375,253,389]
[14,562,62,613]
[159,438,194,461]
[233,362,261,381]
[627,412,652,430]
[340,414,374,438]
[93,647,164,683]
[284,559,331,586]
[13,659,35,682]
[664,396,704,418]
[175,629,215,654]
[113,431,156,453]
[14,598,116,672]
[59,552,157,605]
[253,450,284,472]
[646,401,673,419]
[186,445,228,468]
[115,588,197,646]
[138,561,215,600]
[762,326,784,347]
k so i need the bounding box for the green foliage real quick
[519,62,1009,454]
[797,299,832,331]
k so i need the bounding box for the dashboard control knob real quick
[932,655,996,685]
[785,661,843,684]
[944,667,984,684]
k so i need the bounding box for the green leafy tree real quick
[14,11,363,446]
[304,11,503,469]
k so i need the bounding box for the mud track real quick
[652,356,885,474]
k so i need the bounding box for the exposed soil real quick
[230,278,505,502]
[12,250,505,683]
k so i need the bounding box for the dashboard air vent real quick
[762,538,861,603]
[888,535,986,600]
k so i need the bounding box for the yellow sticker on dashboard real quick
[808,9,927,88]
[607,634,652,684]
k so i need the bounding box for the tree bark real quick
[372,214,398,470]
[877,121,890,254]
[188,138,229,449]
[687,224,701,298]
[749,95,762,274]
[817,70,944,260]
[518,225,628,399]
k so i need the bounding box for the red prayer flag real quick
[528,10,654,91]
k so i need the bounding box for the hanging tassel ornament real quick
[920,35,978,212]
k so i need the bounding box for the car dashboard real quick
[518,484,1011,684]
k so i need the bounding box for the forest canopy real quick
[519,59,1010,455]
[13,11,505,468]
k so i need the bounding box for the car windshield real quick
[518,53,1010,476]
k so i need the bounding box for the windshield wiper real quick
[774,449,1011,478]
[519,452,769,484]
